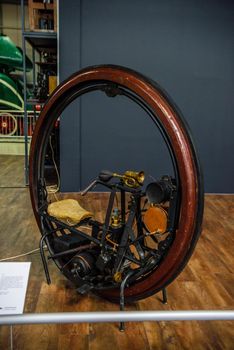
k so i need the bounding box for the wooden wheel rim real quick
[29,65,204,302]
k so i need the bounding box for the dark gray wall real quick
[59,0,234,193]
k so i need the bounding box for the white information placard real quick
[0,262,31,315]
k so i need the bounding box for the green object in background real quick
[0,72,24,110]
[0,35,33,110]
[0,35,33,72]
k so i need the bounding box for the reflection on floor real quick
[0,155,25,187]
[0,186,233,349]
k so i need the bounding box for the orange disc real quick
[144,206,168,234]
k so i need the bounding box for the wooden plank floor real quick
[0,157,233,349]
[0,155,25,187]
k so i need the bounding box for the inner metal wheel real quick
[29,65,204,302]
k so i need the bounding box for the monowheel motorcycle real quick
[29,65,204,306]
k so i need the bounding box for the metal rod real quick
[119,270,136,332]
[101,189,116,247]
[49,243,95,260]
[39,234,51,285]
[120,189,125,224]
[21,0,29,185]
[32,47,36,91]
[0,311,233,326]
[10,325,13,350]
[162,288,168,304]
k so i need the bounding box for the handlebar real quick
[81,170,145,196]
[80,179,98,196]
[81,170,114,196]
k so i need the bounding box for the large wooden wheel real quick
[29,65,204,302]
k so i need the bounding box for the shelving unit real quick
[21,0,57,183]
[28,0,57,32]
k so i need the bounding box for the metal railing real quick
[1,310,234,326]
[0,110,39,140]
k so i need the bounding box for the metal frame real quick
[1,310,234,326]
[37,173,175,307]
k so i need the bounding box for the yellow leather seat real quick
[47,199,92,225]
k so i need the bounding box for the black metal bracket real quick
[162,288,168,304]
[119,270,136,332]
[119,283,168,332]
[39,232,52,285]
